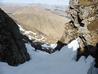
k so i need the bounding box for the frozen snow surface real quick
[0,39,97,74]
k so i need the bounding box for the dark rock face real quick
[54,41,67,51]
[0,8,30,66]
[76,43,98,68]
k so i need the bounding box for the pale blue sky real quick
[0,0,69,5]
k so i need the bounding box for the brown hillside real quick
[10,5,67,43]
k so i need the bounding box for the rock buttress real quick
[58,0,98,67]
[0,8,30,66]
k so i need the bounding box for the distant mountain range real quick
[0,3,68,16]
[40,4,68,17]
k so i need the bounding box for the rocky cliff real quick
[0,8,30,66]
[58,0,98,67]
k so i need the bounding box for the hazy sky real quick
[0,0,69,5]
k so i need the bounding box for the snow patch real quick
[0,39,96,74]
[42,43,57,49]
[18,24,46,42]
[68,38,80,51]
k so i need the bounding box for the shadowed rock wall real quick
[0,8,30,66]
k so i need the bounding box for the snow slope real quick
[0,39,96,74]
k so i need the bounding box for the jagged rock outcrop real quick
[58,0,98,67]
[0,8,30,66]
